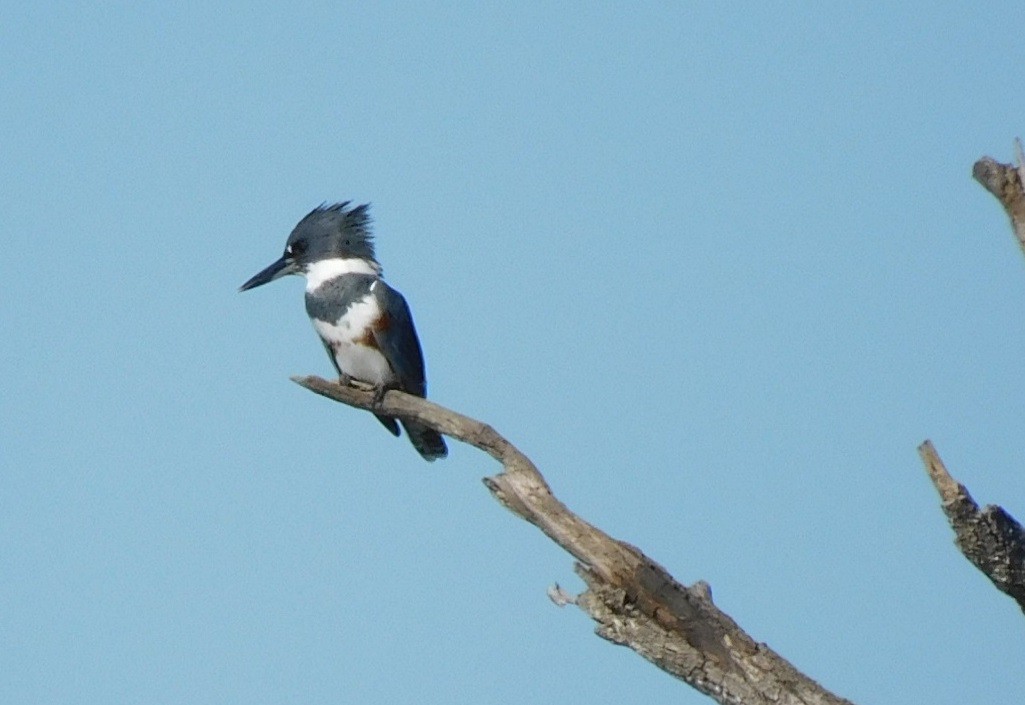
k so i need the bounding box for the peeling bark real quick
[917,441,1025,614]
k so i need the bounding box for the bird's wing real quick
[371,281,428,397]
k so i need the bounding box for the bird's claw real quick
[335,375,394,409]
[371,382,399,409]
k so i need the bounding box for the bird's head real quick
[239,202,379,291]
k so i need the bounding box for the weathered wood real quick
[973,145,1025,259]
[918,441,1025,614]
[292,374,855,705]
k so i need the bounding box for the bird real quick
[239,202,448,461]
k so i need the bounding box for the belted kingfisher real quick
[240,202,448,461]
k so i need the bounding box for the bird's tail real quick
[401,419,448,461]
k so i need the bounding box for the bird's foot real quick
[371,382,399,409]
[335,374,396,408]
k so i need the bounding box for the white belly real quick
[311,297,395,386]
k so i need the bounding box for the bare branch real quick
[292,375,855,705]
[917,440,1025,614]
[973,147,1025,258]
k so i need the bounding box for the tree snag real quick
[292,375,855,705]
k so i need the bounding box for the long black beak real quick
[239,255,298,292]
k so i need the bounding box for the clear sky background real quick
[2,3,1024,704]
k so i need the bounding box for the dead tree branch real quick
[292,374,854,705]
[972,141,1025,257]
[938,143,1025,613]
[917,441,1025,614]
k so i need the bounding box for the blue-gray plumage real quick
[240,202,447,461]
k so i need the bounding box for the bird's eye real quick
[286,241,307,258]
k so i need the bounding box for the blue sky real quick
[3,3,1024,703]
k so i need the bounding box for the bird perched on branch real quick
[240,202,448,461]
